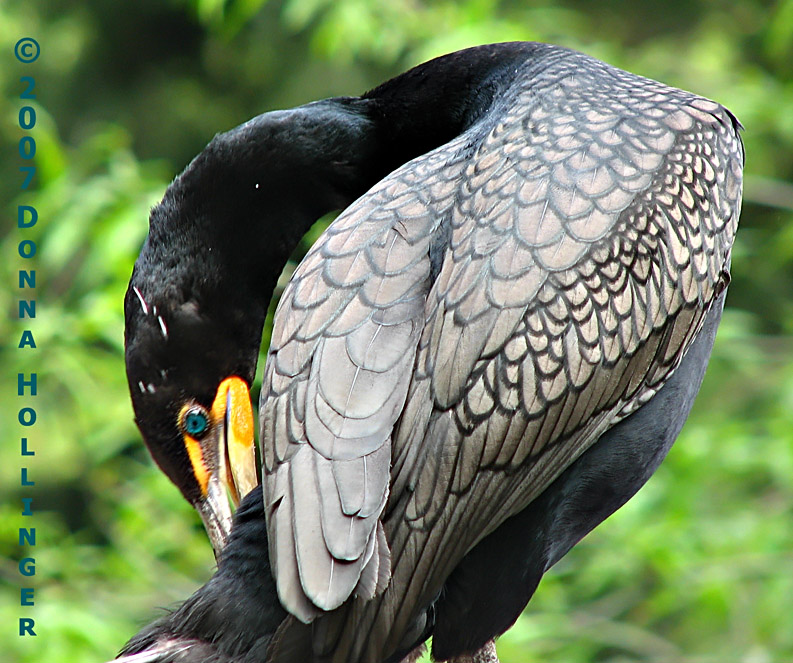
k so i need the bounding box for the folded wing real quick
[317,50,743,662]
[261,145,467,621]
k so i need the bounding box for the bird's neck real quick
[144,42,545,362]
[176,42,542,273]
[363,41,543,168]
[117,488,285,660]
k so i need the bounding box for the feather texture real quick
[263,44,743,661]
[262,148,464,620]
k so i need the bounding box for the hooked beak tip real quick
[196,481,234,558]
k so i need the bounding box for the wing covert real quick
[391,57,742,528]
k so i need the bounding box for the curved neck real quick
[138,42,545,362]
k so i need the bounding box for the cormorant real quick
[123,42,744,663]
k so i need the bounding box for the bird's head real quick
[123,102,378,554]
[123,192,266,555]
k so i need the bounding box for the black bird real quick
[123,42,743,663]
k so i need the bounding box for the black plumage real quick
[122,42,743,663]
[116,487,286,662]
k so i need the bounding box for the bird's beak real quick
[195,376,257,555]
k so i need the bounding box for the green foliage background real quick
[1,1,792,661]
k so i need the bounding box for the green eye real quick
[183,407,209,437]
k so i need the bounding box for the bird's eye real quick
[182,407,210,438]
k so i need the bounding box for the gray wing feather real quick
[320,50,744,663]
[261,151,463,621]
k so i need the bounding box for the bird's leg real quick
[447,639,499,663]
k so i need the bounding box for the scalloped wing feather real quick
[261,148,466,621]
